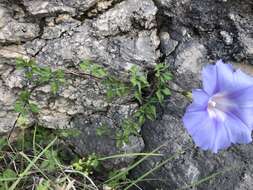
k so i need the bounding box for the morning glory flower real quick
[183,60,253,153]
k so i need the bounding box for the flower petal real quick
[223,113,252,145]
[192,89,209,107]
[216,60,234,92]
[191,116,216,151]
[233,69,253,89]
[183,110,217,151]
[228,86,253,108]
[202,60,234,95]
[226,86,253,128]
[202,64,217,95]
[183,110,208,135]
[211,121,231,153]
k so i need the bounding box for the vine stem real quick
[7,113,21,141]
[64,69,103,80]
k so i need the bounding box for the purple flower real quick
[183,60,253,153]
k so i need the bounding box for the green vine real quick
[13,58,65,129]
[80,60,172,147]
[13,58,172,147]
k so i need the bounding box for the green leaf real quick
[145,104,156,121]
[91,64,107,77]
[19,90,30,102]
[29,103,39,113]
[80,60,91,72]
[55,69,65,79]
[138,75,149,86]
[40,150,59,172]
[162,88,171,96]
[134,91,142,103]
[36,180,50,190]
[130,77,138,86]
[156,90,164,104]
[17,115,29,127]
[25,71,33,79]
[2,169,16,179]
[15,58,32,70]
[130,65,138,75]
[80,60,107,78]
[104,77,129,101]
[37,67,52,83]
[14,101,25,113]
[162,71,172,81]
[138,115,145,125]
[50,81,59,95]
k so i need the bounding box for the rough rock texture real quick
[0,0,253,189]
[131,0,253,189]
[0,0,158,168]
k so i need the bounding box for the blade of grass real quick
[64,169,98,190]
[33,125,37,156]
[98,153,163,161]
[104,143,166,184]
[124,149,184,190]
[177,166,237,190]
[19,152,50,181]
[9,137,57,190]
[0,178,19,182]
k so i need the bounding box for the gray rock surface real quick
[131,0,253,189]
[0,0,253,189]
[0,0,158,168]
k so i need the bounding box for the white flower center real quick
[208,100,216,108]
[207,93,235,121]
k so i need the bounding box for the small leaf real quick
[50,81,59,94]
[29,103,39,113]
[162,71,172,81]
[55,69,65,79]
[2,169,17,179]
[156,90,164,104]
[25,71,33,79]
[162,88,171,96]
[19,90,30,102]
[80,60,91,72]
[40,150,59,172]
[138,75,149,86]
[146,104,156,120]
[138,115,145,125]
[80,61,107,78]
[17,115,29,128]
[15,58,26,68]
[130,77,138,86]
[134,91,142,103]
[14,101,25,113]
[91,65,107,78]
[36,180,51,190]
